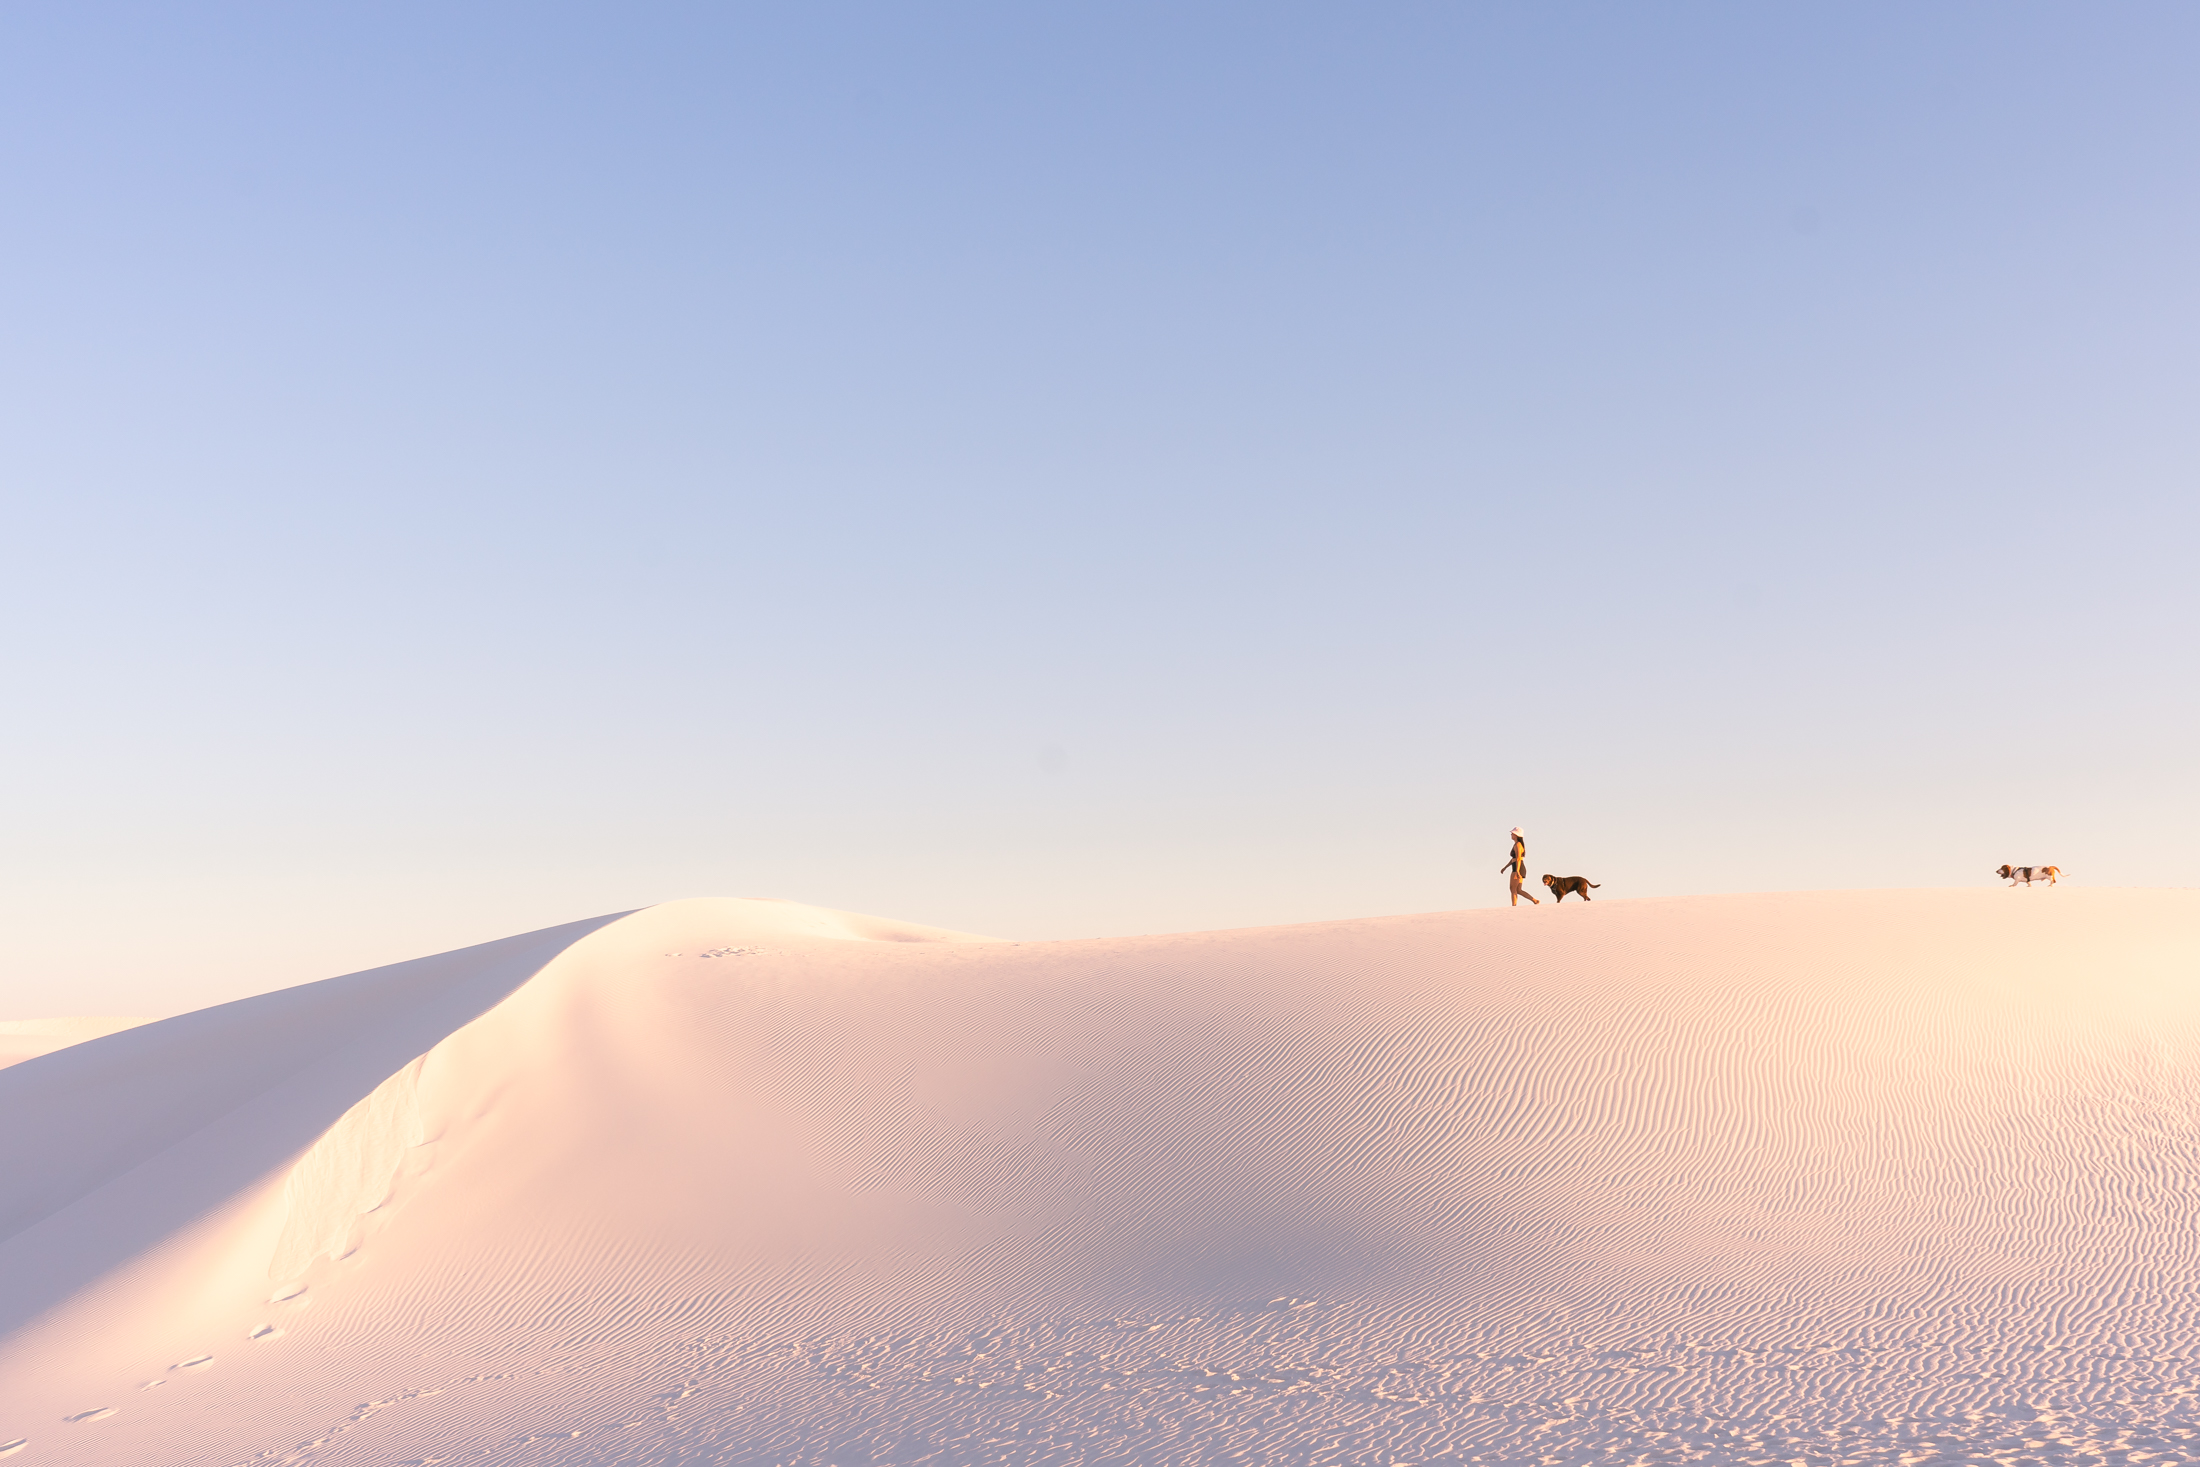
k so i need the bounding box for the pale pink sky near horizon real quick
[2,4,2194,1017]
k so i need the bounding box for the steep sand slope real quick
[2,889,2196,1466]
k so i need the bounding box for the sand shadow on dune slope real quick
[0,911,627,1337]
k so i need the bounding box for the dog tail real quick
[1588,881,1600,888]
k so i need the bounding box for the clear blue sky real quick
[4,4,2194,1014]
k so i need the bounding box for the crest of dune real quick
[0,1020,151,1072]
[3,889,2198,1466]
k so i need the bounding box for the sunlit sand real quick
[4,889,2195,1465]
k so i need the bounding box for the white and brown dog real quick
[1997,865,2060,886]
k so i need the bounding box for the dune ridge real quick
[0,1020,151,1072]
[2,889,2197,1465]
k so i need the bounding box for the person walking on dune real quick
[1503,826,1538,906]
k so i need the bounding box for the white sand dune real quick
[3,888,2198,1466]
[0,1020,150,1072]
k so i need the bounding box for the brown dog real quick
[1997,865,2060,886]
[1541,874,1600,902]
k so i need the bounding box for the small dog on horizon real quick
[1542,874,1600,902]
[1997,865,2060,886]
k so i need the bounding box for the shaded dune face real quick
[4,891,2200,1466]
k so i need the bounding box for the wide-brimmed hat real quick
[1510,826,1523,838]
